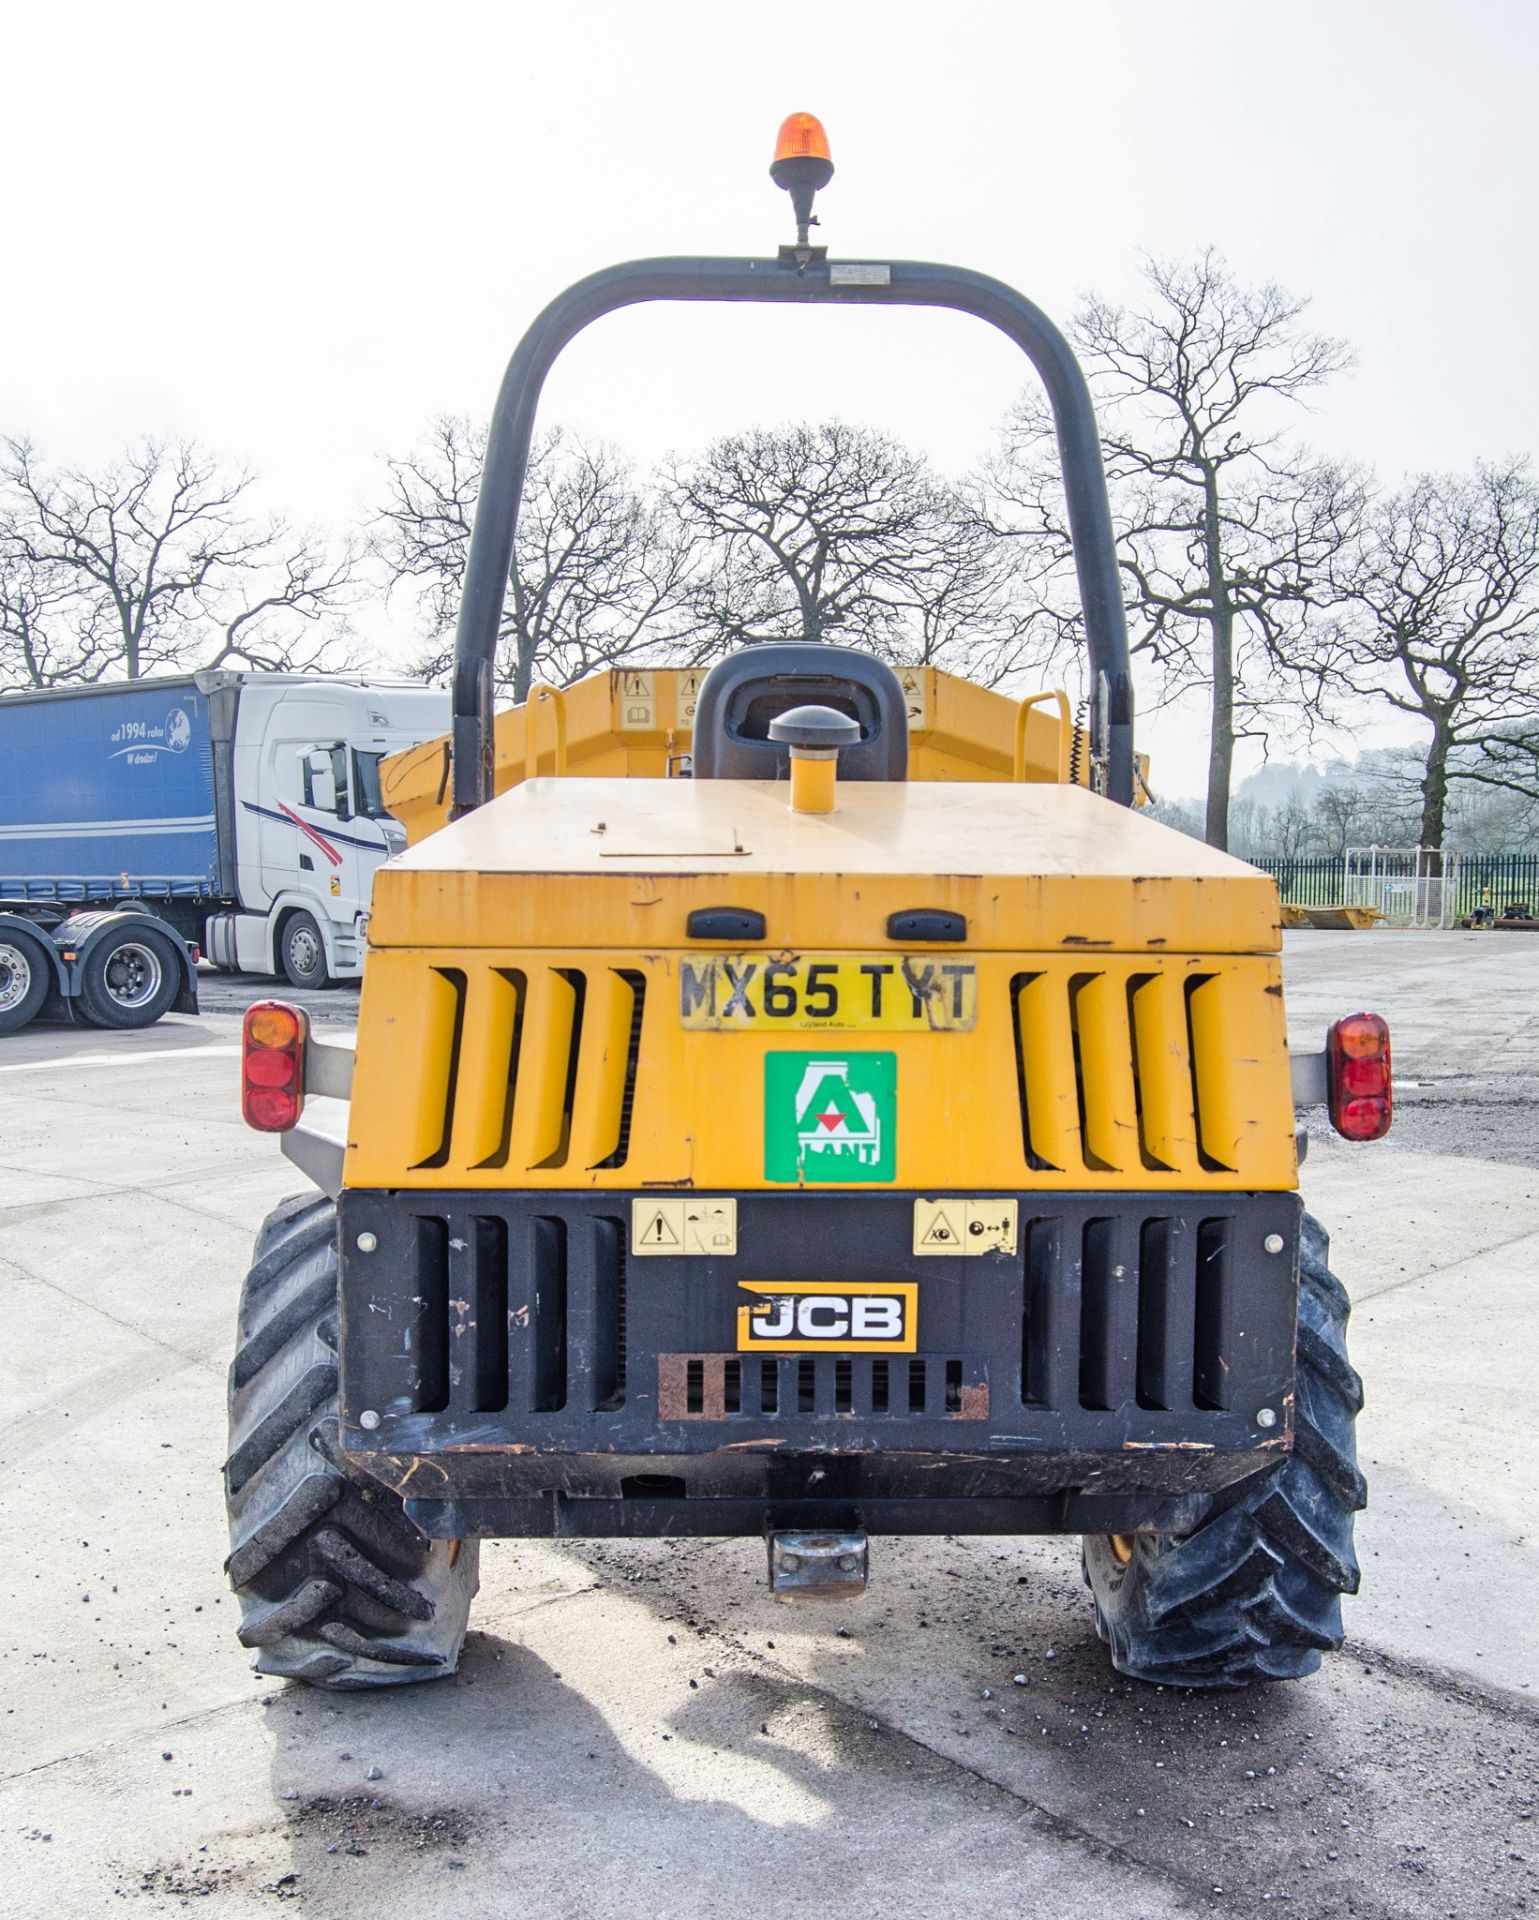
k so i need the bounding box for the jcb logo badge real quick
[736,1281,917,1353]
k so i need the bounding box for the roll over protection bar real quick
[449,255,1135,816]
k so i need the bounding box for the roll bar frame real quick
[449,254,1135,814]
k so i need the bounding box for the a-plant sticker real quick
[764,1051,896,1183]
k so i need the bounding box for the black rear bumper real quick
[336,1189,1300,1538]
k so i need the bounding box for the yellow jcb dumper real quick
[224,117,1388,1692]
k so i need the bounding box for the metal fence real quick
[1343,847,1460,927]
[1251,850,1539,922]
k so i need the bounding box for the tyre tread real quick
[224,1195,478,1689]
[1083,1211,1365,1688]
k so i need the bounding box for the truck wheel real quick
[279,911,331,989]
[76,923,182,1029]
[0,930,51,1034]
[1082,1211,1365,1688]
[224,1192,479,1689]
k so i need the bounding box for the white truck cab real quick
[206,676,450,986]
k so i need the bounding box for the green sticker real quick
[764,1050,897,1183]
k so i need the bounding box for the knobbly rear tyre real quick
[224,1192,479,1689]
[1083,1211,1365,1688]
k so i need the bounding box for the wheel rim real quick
[289,924,321,976]
[102,941,165,1010]
[1108,1533,1136,1565]
[0,942,34,1013]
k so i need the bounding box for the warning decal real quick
[912,1198,1018,1257]
[631,1197,738,1257]
[918,1208,961,1250]
[896,666,927,729]
[677,669,705,728]
[636,1207,680,1249]
[618,670,657,731]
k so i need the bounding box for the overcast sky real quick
[5,0,1534,792]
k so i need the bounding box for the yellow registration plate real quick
[678,952,977,1031]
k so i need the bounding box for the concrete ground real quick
[1,930,1536,1918]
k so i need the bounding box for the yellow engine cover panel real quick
[368,777,1279,955]
[344,946,1296,1193]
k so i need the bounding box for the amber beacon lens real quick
[772,112,832,168]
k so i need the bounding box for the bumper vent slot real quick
[1021,1212,1238,1413]
[397,1210,627,1416]
[660,1354,987,1421]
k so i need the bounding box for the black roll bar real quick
[449,255,1135,814]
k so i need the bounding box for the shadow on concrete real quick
[253,1619,1170,1919]
[561,1531,1539,1920]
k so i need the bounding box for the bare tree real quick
[1145,794,1204,839]
[0,437,356,688]
[989,251,1362,848]
[1310,783,1377,860]
[670,421,1052,686]
[376,417,701,704]
[1336,459,1539,848]
[1267,794,1317,860]
[0,538,107,686]
[1445,783,1539,854]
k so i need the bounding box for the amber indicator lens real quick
[1335,1014,1388,1059]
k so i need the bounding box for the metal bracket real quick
[776,243,828,272]
[304,1031,356,1100]
[768,1530,869,1603]
[1290,1050,1328,1107]
[280,1115,346,1197]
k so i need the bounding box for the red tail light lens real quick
[242,1000,308,1132]
[1327,1012,1390,1141]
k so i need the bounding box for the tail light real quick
[242,1000,308,1132]
[1327,1012,1391,1141]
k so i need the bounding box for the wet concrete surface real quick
[1,930,1536,1916]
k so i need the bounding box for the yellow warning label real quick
[631,1197,738,1257]
[618,670,657,731]
[896,666,928,730]
[634,1204,681,1250]
[917,1207,961,1250]
[912,1198,1018,1257]
[677,669,706,729]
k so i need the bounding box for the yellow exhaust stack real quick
[771,704,861,814]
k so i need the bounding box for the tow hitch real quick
[768,1531,869,1603]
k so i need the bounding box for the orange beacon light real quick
[770,113,834,244]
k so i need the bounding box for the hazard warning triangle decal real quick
[919,1210,960,1249]
[637,1208,681,1248]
